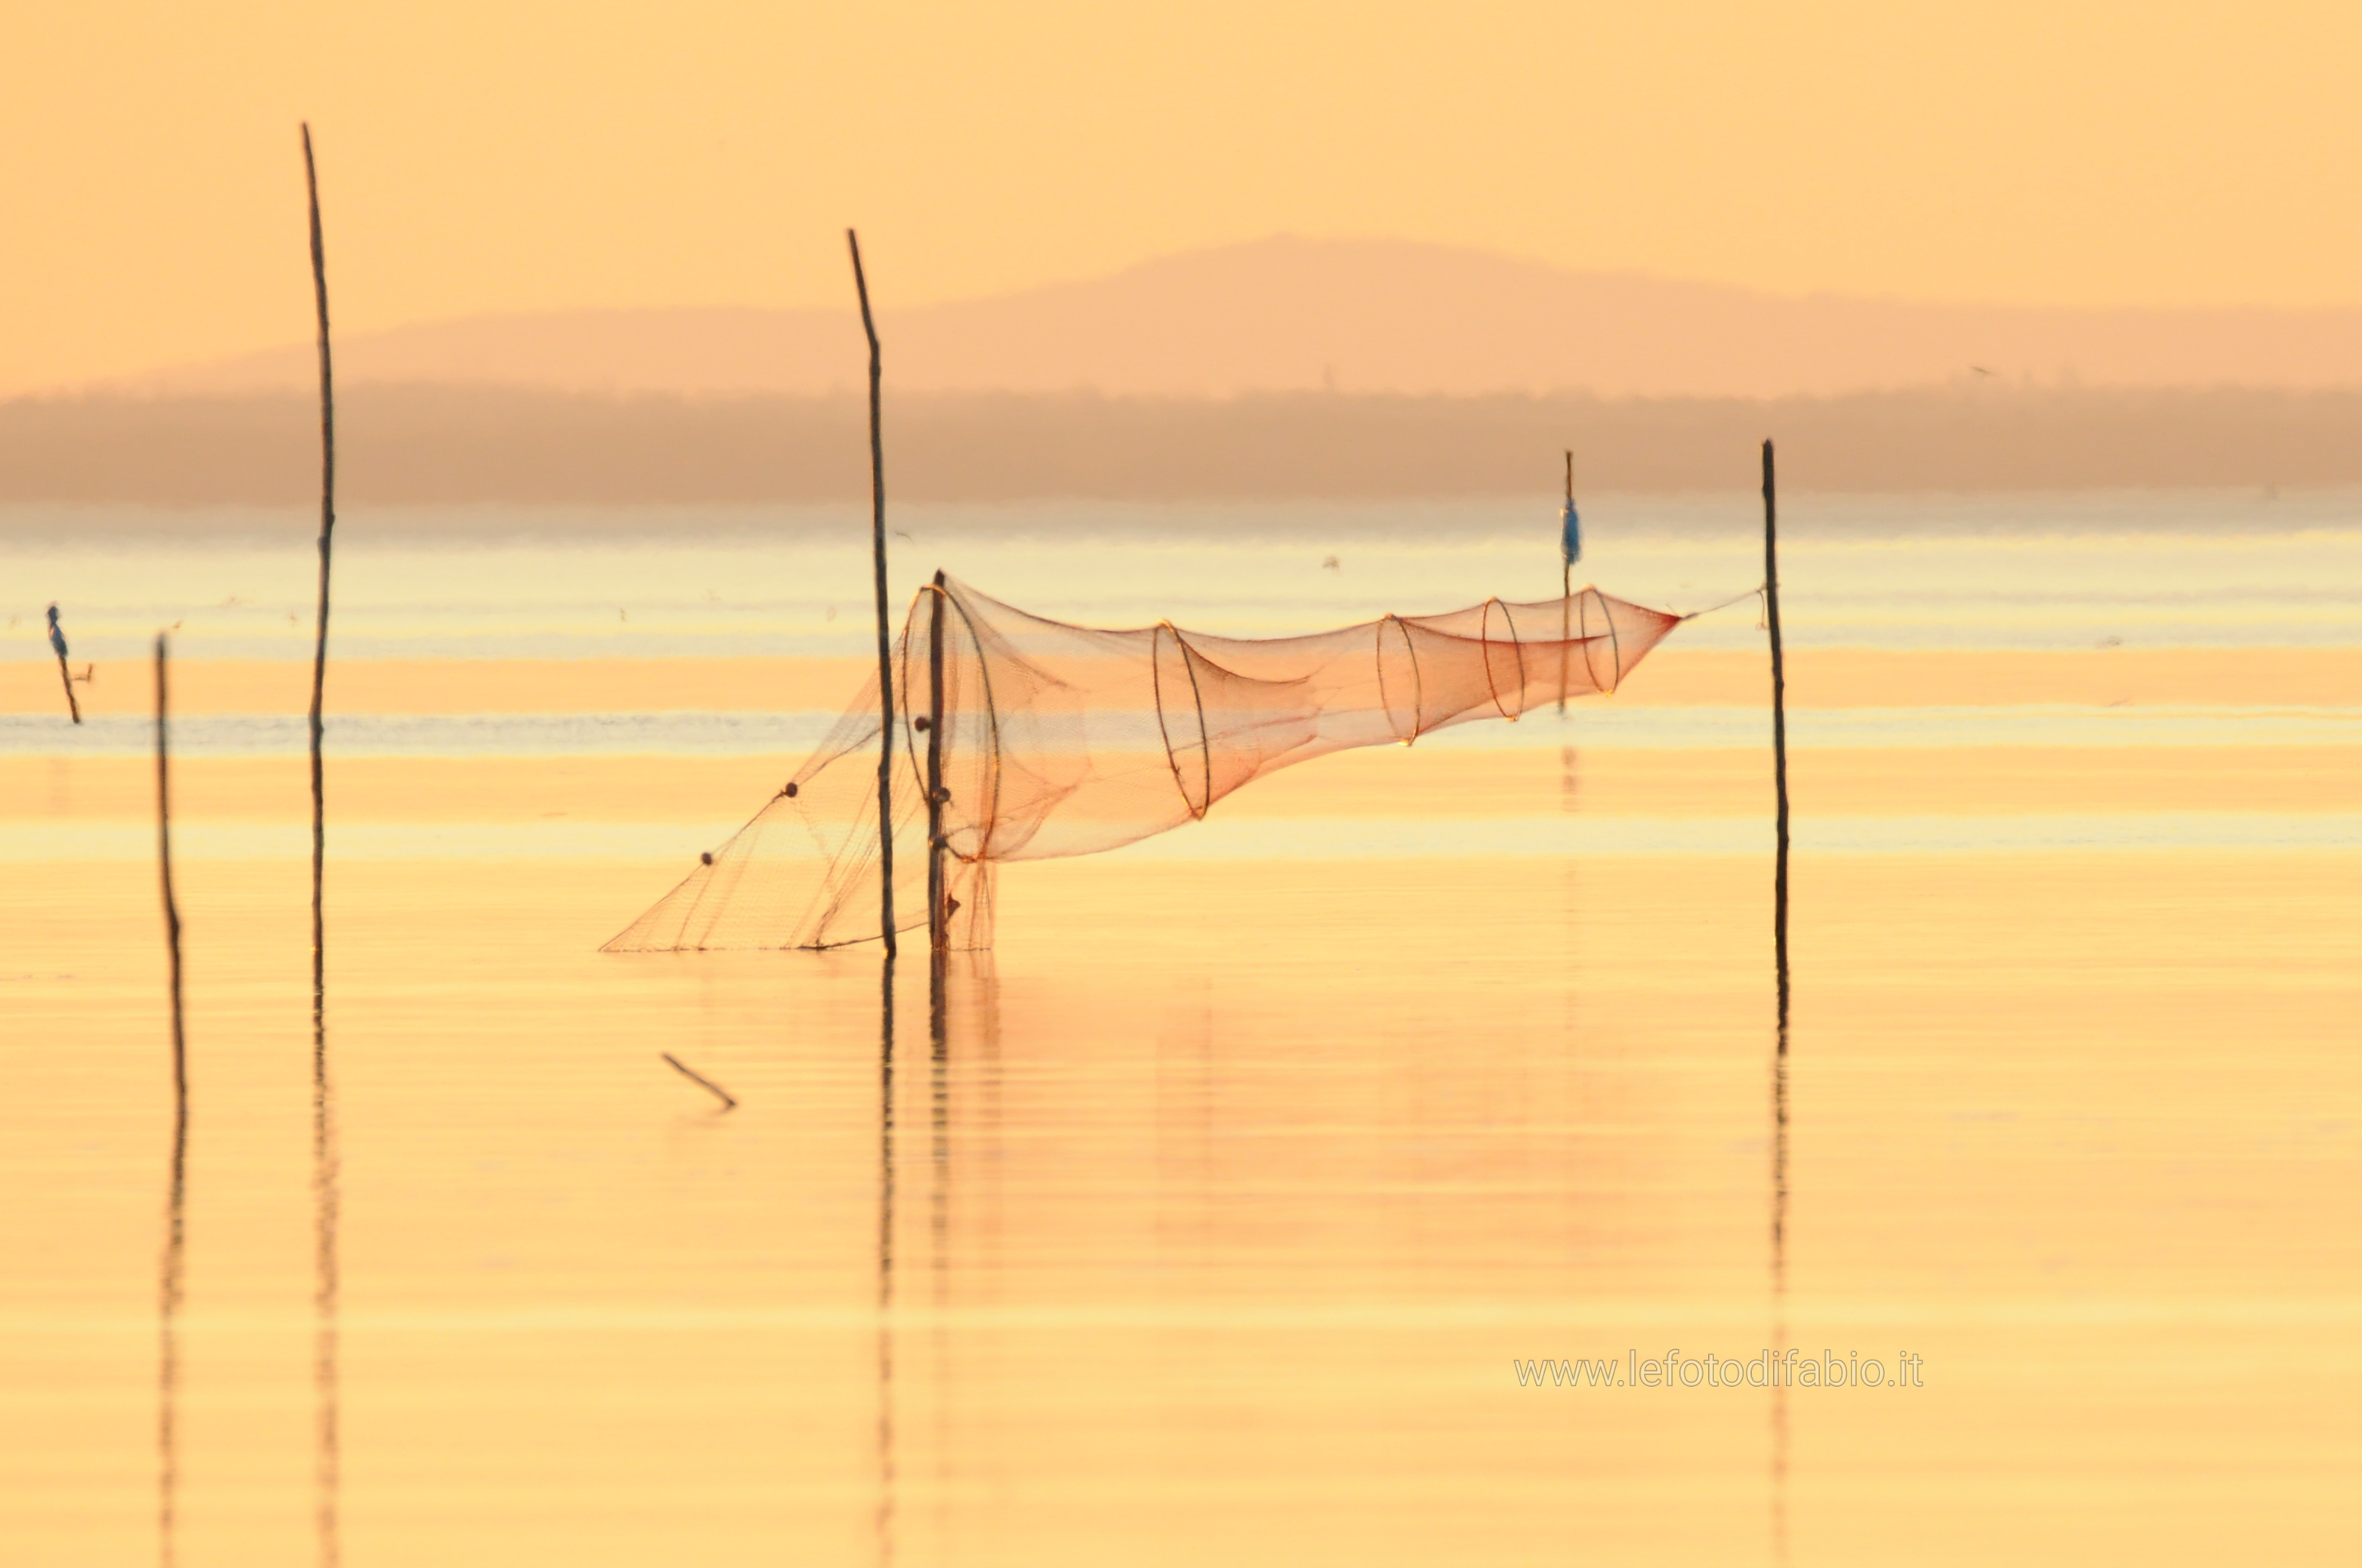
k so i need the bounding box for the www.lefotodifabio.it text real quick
[1512,1351,1925,1389]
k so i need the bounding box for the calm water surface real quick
[3,493,2358,1564]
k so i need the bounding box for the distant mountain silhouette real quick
[118,238,2362,400]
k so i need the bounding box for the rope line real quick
[1679,584,1772,622]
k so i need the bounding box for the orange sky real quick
[7,0,2362,393]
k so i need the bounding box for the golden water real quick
[3,498,2358,1563]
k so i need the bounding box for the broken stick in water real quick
[661,1052,739,1111]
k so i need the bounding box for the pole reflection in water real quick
[312,920,341,1567]
[1771,1018,1791,1566]
[876,956,898,1567]
[928,949,951,1539]
[874,944,996,1557]
[963,950,1006,1521]
[930,952,948,1284]
[158,1071,187,1568]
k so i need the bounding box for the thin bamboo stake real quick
[1763,439,1790,1030]
[925,571,948,950]
[848,230,897,958]
[298,131,343,1566]
[302,124,336,1005]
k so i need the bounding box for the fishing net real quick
[605,577,1682,952]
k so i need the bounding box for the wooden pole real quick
[155,635,187,1144]
[54,651,82,722]
[848,230,897,959]
[926,571,947,950]
[297,136,343,1566]
[302,124,336,1004]
[51,609,81,724]
[1763,439,1790,1032]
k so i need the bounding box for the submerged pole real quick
[1763,439,1790,1029]
[848,230,898,957]
[154,633,187,1567]
[926,571,948,950]
[301,123,336,1013]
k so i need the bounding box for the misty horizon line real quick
[12,382,2362,504]
[66,236,2362,405]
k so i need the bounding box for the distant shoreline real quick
[9,384,2362,504]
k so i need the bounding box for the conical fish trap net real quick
[606,578,1681,952]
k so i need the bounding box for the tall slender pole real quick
[848,230,898,958]
[302,124,336,1000]
[154,634,187,1568]
[299,130,342,1567]
[926,571,947,950]
[1763,439,1790,1027]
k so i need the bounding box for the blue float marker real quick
[1556,451,1582,714]
[1560,449,1583,570]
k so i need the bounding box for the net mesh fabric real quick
[604,577,1680,952]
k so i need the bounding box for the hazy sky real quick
[8,0,2361,391]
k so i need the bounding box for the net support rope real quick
[605,576,1687,953]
